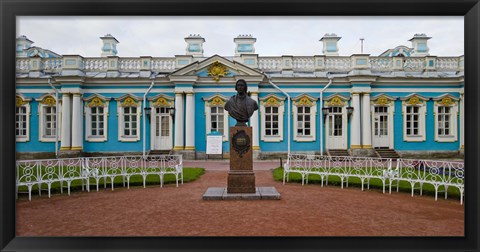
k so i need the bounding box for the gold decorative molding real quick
[173,146,184,150]
[294,96,314,106]
[350,145,362,149]
[406,96,422,105]
[87,97,105,107]
[70,146,83,151]
[209,96,225,106]
[152,97,172,107]
[261,97,282,107]
[326,96,345,107]
[437,97,455,106]
[121,97,138,107]
[362,145,373,149]
[252,146,260,150]
[184,146,195,150]
[207,61,229,82]
[41,96,56,106]
[374,96,391,106]
[16,96,28,107]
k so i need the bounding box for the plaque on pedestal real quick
[227,126,256,193]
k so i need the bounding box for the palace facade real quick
[15,33,464,159]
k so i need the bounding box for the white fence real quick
[283,154,465,204]
[16,155,183,201]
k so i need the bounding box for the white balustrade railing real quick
[42,58,63,72]
[16,155,183,201]
[119,58,141,71]
[84,58,108,71]
[284,154,465,204]
[258,57,283,71]
[325,57,351,71]
[403,57,425,71]
[370,57,393,71]
[436,57,459,71]
[16,59,30,72]
[152,58,176,71]
[15,56,462,74]
[292,57,315,71]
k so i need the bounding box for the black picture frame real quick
[1,0,479,251]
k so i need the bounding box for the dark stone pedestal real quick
[227,126,256,193]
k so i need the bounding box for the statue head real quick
[235,79,247,96]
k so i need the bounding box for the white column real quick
[173,92,184,150]
[460,93,464,149]
[350,93,361,149]
[251,92,260,150]
[71,93,83,151]
[60,93,72,150]
[184,92,195,150]
[362,93,372,148]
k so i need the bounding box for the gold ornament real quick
[41,96,56,106]
[438,97,455,106]
[294,96,314,106]
[375,96,391,106]
[406,96,421,105]
[88,97,105,107]
[262,97,281,107]
[327,96,344,106]
[207,61,229,82]
[16,96,27,107]
[121,97,138,107]
[152,97,171,107]
[210,96,225,106]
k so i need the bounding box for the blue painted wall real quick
[16,84,462,153]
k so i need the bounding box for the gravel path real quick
[16,164,464,236]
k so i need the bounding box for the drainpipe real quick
[266,77,291,155]
[143,80,155,158]
[47,77,59,157]
[320,73,333,156]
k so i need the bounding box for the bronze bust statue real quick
[224,79,258,126]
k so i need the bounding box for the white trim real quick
[37,97,62,143]
[402,100,427,142]
[325,105,348,149]
[84,99,109,142]
[204,97,229,142]
[370,102,395,149]
[293,94,317,142]
[15,87,463,95]
[117,97,142,142]
[260,95,285,142]
[434,101,458,143]
[15,102,31,142]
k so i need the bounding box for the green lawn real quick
[17,167,204,197]
[272,167,463,199]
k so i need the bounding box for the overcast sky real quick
[17,16,464,57]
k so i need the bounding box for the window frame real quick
[36,94,61,143]
[293,94,317,142]
[116,95,142,142]
[15,95,31,142]
[84,95,109,142]
[434,96,458,142]
[402,95,427,142]
[260,94,285,142]
[204,95,229,142]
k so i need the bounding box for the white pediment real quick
[169,54,264,78]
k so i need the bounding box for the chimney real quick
[100,34,119,57]
[409,33,431,56]
[234,34,256,56]
[320,33,341,56]
[185,34,206,57]
[16,35,34,58]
